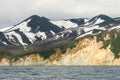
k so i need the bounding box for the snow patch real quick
[6,19,31,32]
[55,35,60,39]
[76,31,93,39]
[84,26,99,32]
[83,25,106,32]
[4,31,28,45]
[36,31,47,40]
[2,42,8,45]
[50,20,78,29]
[85,18,104,26]
[50,30,55,35]
[23,31,47,43]
[60,30,72,34]
[0,26,13,32]
[109,25,120,31]
[84,18,89,23]
[94,18,104,24]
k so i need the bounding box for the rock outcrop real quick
[1,33,120,66]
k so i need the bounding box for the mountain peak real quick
[89,14,113,22]
[97,14,108,17]
[25,15,49,22]
[86,14,115,26]
[30,15,40,17]
[16,15,48,26]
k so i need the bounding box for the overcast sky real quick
[0,0,120,27]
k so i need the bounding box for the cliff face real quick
[1,32,120,66]
[50,36,120,66]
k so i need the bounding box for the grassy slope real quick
[0,39,78,60]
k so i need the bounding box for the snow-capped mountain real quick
[51,14,120,40]
[0,15,63,45]
[0,14,120,46]
[85,14,117,27]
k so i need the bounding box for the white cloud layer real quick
[0,0,120,27]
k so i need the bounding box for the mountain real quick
[0,14,120,65]
[0,14,120,46]
[0,15,63,45]
[0,15,88,46]
[84,14,119,28]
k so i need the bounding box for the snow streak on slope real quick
[85,18,105,26]
[84,26,106,32]
[50,30,55,35]
[50,20,78,29]
[94,18,104,24]
[76,31,93,39]
[5,19,31,32]
[0,26,13,32]
[109,25,120,31]
[23,31,47,44]
[4,31,28,45]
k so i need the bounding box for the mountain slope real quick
[0,14,120,46]
[85,14,116,27]
[0,15,63,45]
[50,18,88,29]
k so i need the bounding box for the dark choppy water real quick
[0,66,120,80]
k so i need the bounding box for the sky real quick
[0,0,120,27]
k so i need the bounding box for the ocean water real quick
[0,66,120,80]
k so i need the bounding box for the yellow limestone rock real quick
[52,36,116,66]
[0,56,10,66]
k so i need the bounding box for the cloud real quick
[0,0,120,27]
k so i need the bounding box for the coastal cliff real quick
[1,32,120,66]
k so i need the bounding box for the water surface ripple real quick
[0,66,119,80]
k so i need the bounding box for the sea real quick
[0,66,120,80]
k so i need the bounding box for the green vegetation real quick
[111,33,120,58]
[20,39,79,59]
[37,39,79,58]
[39,49,55,59]
[0,48,17,60]
[60,40,78,54]
[0,39,79,60]
[0,48,7,56]
[97,31,120,58]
